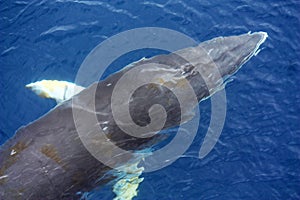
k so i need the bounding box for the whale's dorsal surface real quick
[0,32,267,200]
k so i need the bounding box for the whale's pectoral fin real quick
[25,80,85,103]
[113,162,145,200]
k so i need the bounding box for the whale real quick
[0,32,267,200]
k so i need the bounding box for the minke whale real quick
[0,32,267,200]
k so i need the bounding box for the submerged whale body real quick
[0,32,267,199]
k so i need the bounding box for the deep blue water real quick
[1,0,300,199]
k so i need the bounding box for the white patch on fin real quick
[113,162,145,200]
[26,80,85,103]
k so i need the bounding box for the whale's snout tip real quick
[250,31,268,46]
[256,31,268,44]
[244,31,268,57]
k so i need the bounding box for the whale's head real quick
[203,31,268,79]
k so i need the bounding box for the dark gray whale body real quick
[0,32,267,199]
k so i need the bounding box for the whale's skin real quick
[0,32,267,199]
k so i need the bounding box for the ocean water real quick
[1,0,299,199]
